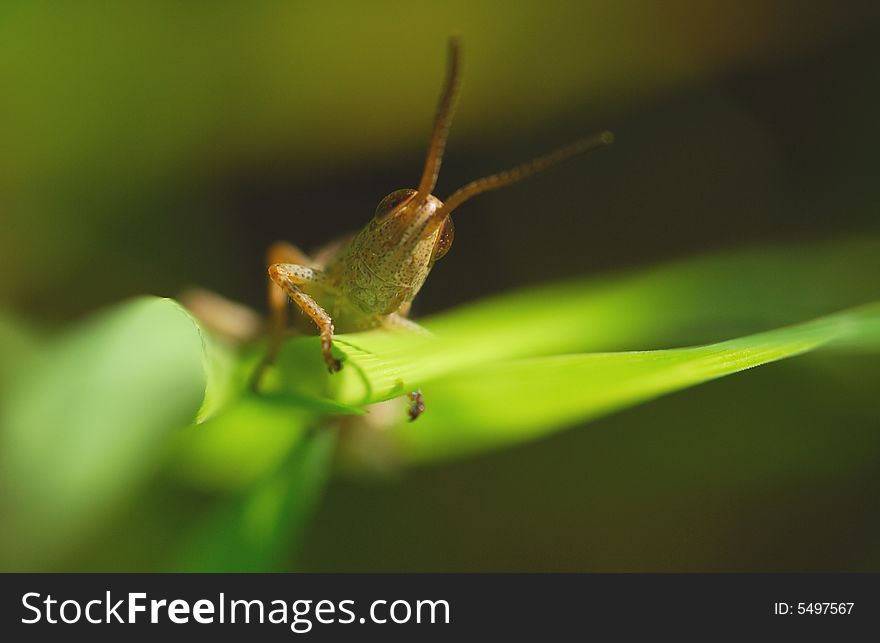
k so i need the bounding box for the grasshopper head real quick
[339,186,451,317]
[343,37,611,316]
[369,189,454,263]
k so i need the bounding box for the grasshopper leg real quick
[268,263,341,373]
[407,389,425,422]
[383,313,430,421]
[251,242,318,391]
[266,242,313,357]
[382,312,433,336]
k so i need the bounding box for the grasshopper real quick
[256,38,612,419]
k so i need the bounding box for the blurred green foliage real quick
[0,299,205,568]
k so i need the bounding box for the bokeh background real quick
[2,1,880,570]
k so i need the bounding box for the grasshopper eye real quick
[431,216,455,262]
[374,189,416,221]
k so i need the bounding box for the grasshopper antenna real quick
[434,131,614,221]
[416,36,462,199]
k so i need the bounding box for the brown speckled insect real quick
[256,37,612,419]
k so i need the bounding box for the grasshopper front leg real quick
[268,263,341,373]
[265,242,312,362]
[251,242,316,391]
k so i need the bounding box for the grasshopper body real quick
[259,38,612,419]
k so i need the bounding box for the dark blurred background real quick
[2,1,879,570]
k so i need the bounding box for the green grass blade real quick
[322,237,880,406]
[425,237,880,346]
[391,304,880,463]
